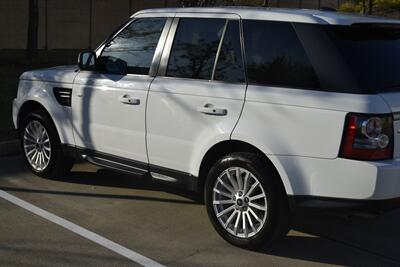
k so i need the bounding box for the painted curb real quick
[0,139,21,157]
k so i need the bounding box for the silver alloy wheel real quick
[213,167,268,238]
[23,120,51,172]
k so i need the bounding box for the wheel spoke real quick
[217,177,235,194]
[226,170,239,192]
[216,205,235,218]
[25,127,36,140]
[242,172,250,194]
[38,152,42,168]
[213,199,235,205]
[245,181,259,197]
[32,121,40,137]
[242,211,248,238]
[31,150,38,163]
[249,202,268,211]
[249,193,266,201]
[224,210,238,229]
[233,211,241,235]
[43,151,50,160]
[40,153,45,168]
[236,168,243,191]
[40,128,46,141]
[24,135,36,143]
[39,153,43,168]
[248,207,263,223]
[246,212,257,234]
[213,188,232,199]
[26,148,36,157]
[35,152,40,165]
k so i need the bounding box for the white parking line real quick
[0,190,166,267]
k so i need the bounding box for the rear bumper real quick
[277,156,400,204]
[288,195,400,213]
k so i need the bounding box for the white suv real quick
[12,7,400,248]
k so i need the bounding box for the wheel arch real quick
[197,140,293,196]
[17,101,52,131]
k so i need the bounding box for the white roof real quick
[132,7,400,25]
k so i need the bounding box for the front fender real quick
[14,80,75,145]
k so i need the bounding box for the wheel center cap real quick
[236,199,243,206]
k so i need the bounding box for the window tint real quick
[166,18,226,80]
[214,20,245,83]
[325,24,400,92]
[100,18,166,75]
[243,20,320,89]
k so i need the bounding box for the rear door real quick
[146,14,247,181]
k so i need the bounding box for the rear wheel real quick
[205,152,290,248]
[20,110,74,178]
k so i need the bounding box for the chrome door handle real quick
[119,94,140,105]
[198,104,227,116]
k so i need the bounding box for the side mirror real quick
[78,50,97,71]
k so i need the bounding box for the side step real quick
[82,154,148,176]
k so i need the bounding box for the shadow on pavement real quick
[1,156,399,265]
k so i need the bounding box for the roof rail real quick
[319,7,337,12]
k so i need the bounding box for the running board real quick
[62,145,199,192]
[82,154,148,176]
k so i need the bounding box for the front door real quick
[72,16,170,164]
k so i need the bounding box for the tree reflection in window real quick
[100,18,166,75]
[214,20,245,83]
[243,20,321,89]
[167,18,226,80]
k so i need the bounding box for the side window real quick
[99,18,166,75]
[243,20,320,89]
[166,18,226,80]
[214,20,245,83]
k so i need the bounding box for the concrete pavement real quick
[0,156,399,267]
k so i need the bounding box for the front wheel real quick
[20,110,74,178]
[205,152,290,248]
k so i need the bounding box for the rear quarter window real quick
[243,20,321,89]
[325,24,400,93]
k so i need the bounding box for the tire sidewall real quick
[20,111,61,177]
[205,154,281,248]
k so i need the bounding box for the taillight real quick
[340,113,393,160]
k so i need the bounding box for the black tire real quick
[19,110,74,178]
[205,152,290,249]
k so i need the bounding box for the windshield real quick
[325,23,400,93]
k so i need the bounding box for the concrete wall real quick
[0,0,340,50]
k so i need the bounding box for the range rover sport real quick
[12,7,400,248]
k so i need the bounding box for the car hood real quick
[20,65,79,84]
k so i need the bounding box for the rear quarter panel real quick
[232,85,391,195]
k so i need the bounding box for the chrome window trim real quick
[211,19,229,81]
[157,17,179,77]
[149,17,174,77]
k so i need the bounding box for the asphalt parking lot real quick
[0,156,400,267]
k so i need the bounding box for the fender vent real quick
[53,87,72,106]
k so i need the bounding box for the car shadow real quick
[58,166,400,265]
[1,157,399,265]
[57,167,203,203]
